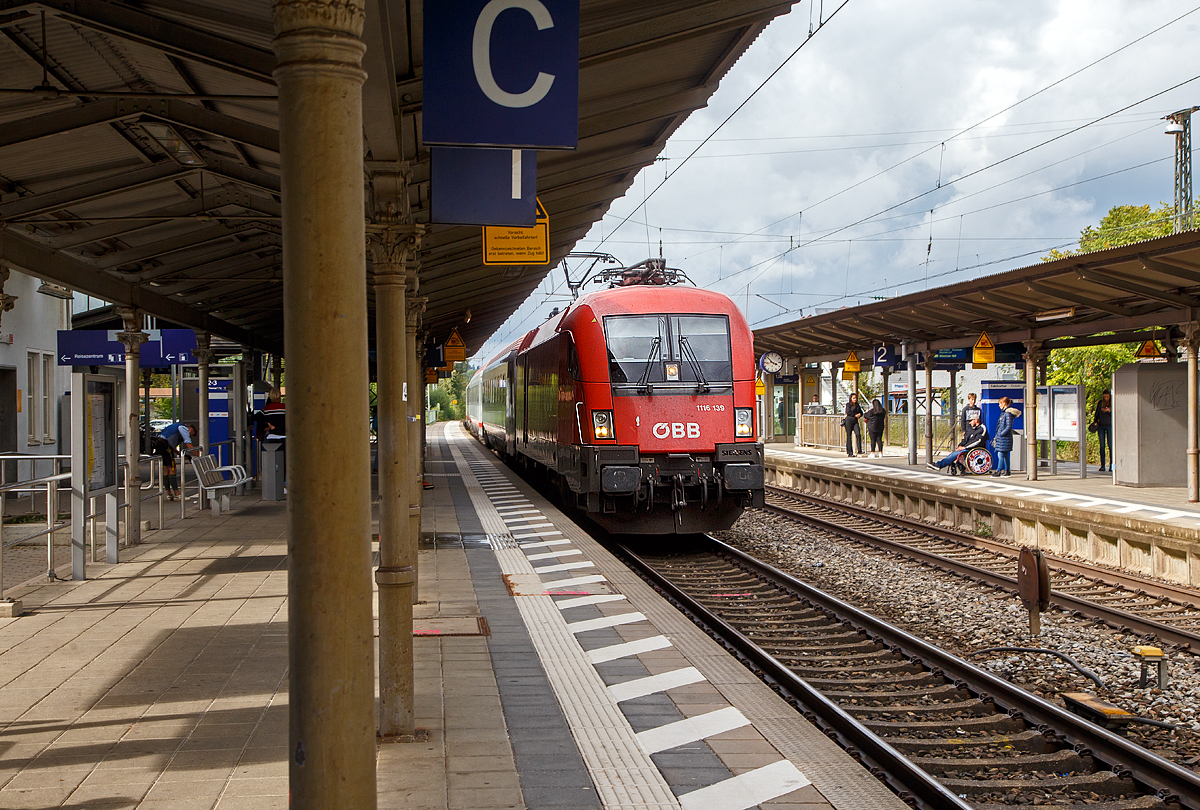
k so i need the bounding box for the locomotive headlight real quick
[734,408,753,437]
[592,410,613,440]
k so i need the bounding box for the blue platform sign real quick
[423,0,579,148]
[57,329,197,366]
[431,147,538,225]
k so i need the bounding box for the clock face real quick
[760,352,784,374]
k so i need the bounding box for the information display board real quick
[83,377,117,495]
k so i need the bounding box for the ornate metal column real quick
[368,185,423,737]
[116,308,148,546]
[923,355,935,466]
[1023,341,1045,482]
[195,332,213,454]
[1185,324,1200,501]
[271,1,376,806]
[406,292,426,588]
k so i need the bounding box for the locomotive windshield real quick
[604,314,732,387]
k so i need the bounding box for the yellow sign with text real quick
[483,198,549,265]
[973,331,995,364]
[843,350,861,373]
[444,328,467,364]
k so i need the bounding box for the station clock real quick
[759,351,784,374]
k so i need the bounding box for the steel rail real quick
[616,542,975,810]
[621,535,1200,808]
[769,484,1200,606]
[764,489,1200,653]
[706,534,1200,808]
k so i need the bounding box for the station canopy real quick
[753,231,1200,363]
[0,0,795,357]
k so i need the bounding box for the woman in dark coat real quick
[991,396,1021,477]
[843,392,864,457]
[864,398,886,457]
[1093,389,1113,472]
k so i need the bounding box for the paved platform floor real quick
[767,443,1200,529]
[0,426,902,809]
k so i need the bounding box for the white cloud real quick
[476,0,1200,361]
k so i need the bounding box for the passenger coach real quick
[466,260,764,534]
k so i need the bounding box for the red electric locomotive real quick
[465,260,763,534]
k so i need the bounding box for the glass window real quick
[604,315,665,384]
[42,354,55,443]
[671,315,732,382]
[27,352,39,444]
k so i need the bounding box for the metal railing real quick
[796,414,959,453]
[0,462,71,600]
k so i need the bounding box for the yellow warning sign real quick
[841,369,855,380]
[755,378,765,395]
[844,350,861,373]
[973,331,995,364]
[445,328,467,364]
[806,375,817,388]
[1135,340,1161,359]
[482,198,550,265]
[425,368,438,384]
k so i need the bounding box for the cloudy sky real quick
[474,0,1200,362]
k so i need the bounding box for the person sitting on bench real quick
[927,416,988,474]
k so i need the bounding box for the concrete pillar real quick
[142,370,152,454]
[271,1,375,806]
[949,368,958,449]
[924,357,935,465]
[881,367,890,447]
[368,193,423,737]
[1186,325,1200,502]
[906,350,917,464]
[195,332,213,454]
[1023,341,1044,482]
[406,293,427,591]
[116,308,148,546]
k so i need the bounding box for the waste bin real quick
[262,439,286,501]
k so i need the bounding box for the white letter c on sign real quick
[472,0,556,109]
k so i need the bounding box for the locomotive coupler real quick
[672,473,687,510]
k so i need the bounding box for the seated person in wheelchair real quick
[927,416,989,475]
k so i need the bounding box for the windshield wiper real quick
[636,337,661,393]
[678,336,709,393]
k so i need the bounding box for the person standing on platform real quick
[159,421,197,455]
[1093,389,1113,473]
[864,398,886,458]
[152,433,179,500]
[991,396,1021,477]
[777,396,787,437]
[960,392,981,436]
[843,392,864,457]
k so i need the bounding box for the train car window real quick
[604,315,666,384]
[670,315,732,382]
[566,337,580,380]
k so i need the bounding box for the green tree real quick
[427,386,451,421]
[1044,202,1174,260]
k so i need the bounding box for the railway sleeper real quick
[791,661,924,678]
[751,638,880,655]
[866,713,1025,734]
[752,629,866,645]
[939,770,1139,798]
[886,729,1051,754]
[776,649,901,664]
[844,699,995,717]
[801,667,940,686]
[911,748,1092,776]
[822,684,968,701]
[973,796,1168,810]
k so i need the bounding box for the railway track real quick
[618,536,1200,810]
[764,486,1200,653]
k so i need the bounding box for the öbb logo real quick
[652,422,700,439]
